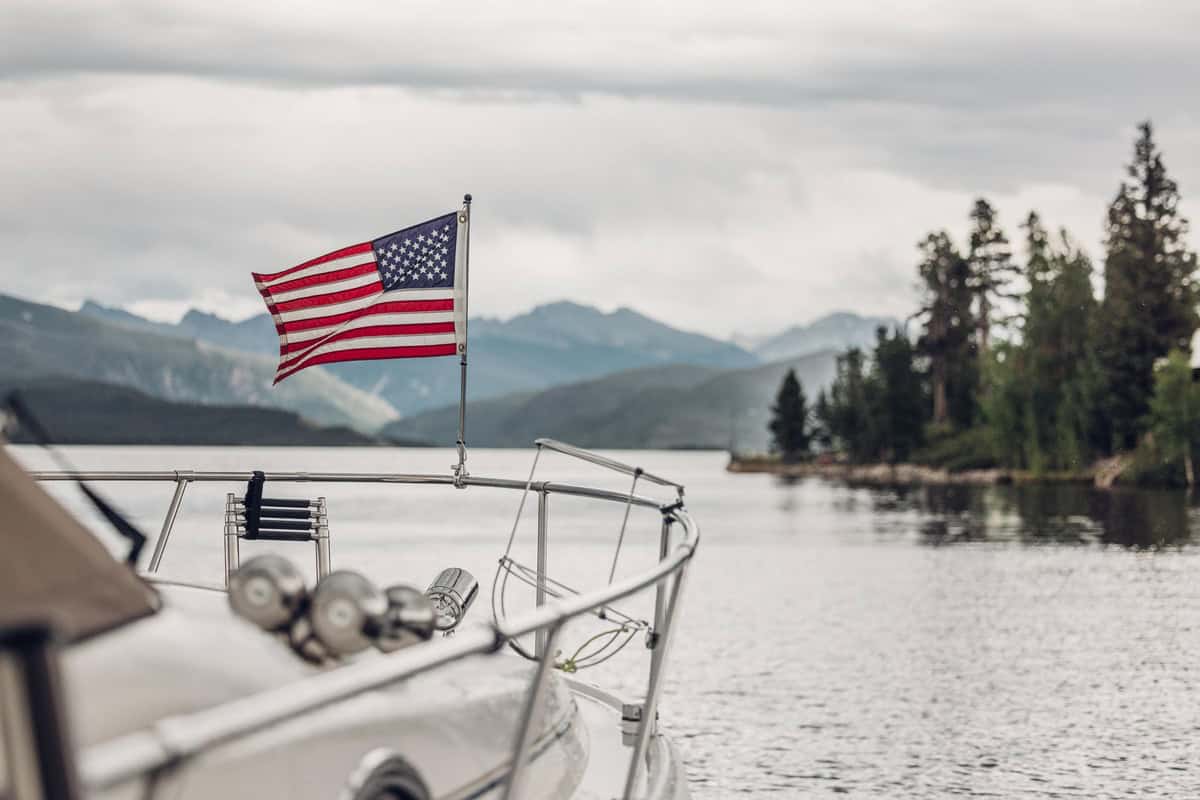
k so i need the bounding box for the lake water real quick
[12,446,1200,798]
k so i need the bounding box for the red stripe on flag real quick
[275,344,458,384]
[280,322,457,356]
[265,261,379,295]
[252,242,374,283]
[277,299,456,333]
[271,280,382,314]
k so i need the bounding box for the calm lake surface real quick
[13,446,1200,798]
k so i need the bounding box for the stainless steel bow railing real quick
[31,447,698,800]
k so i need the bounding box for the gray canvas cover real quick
[0,447,158,641]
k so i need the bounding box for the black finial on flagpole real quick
[464,193,472,205]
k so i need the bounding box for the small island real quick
[732,123,1198,491]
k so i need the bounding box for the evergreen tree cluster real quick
[766,121,1200,477]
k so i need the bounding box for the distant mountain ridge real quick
[2,294,396,432]
[50,296,892,445]
[1,376,389,446]
[79,298,761,416]
[383,350,839,451]
[752,311,901,362]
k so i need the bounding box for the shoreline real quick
[726,456,1107,487]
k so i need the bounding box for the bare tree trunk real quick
[932,357,948,424]
[977,294,991,359]
[1186,450,1195,488]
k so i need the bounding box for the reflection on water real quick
[847,481,1196,549]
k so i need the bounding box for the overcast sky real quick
[2,1,1199,339]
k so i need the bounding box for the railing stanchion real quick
[147,475,190,573]
[503,621,564,800]
[649,516,672,683]
[535,489,550,658]
[223,493,240,588]
[314,497,331,580]
[623,562,690,800]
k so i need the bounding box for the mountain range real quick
[382,350,839,451]
[3,291,892,448]
[79,299,759,417]
[742,312,901,362]
[1,294,395,431]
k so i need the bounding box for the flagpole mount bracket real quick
[452,440,469,489]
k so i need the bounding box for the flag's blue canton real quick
[372,212,458,291]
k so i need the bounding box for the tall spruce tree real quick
[1047,232,1100,468]
[915,231,977,427]
[989,215,1099,471]
[768,369,811,462]
[1097,121,1199,450]
[966,199,1016,357]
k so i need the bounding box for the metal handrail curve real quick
[33,467,699,800]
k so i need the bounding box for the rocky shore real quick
[726,455,1117,487]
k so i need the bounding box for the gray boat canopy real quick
[0,447,158,642]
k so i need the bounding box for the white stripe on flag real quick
[283,311,458,346]
[258,251,376,289]
[277,333,458,373]
[275,288,455,325]
[267,270,381,305]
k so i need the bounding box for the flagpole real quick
[453,193,472,487]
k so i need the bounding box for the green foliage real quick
[985,220,1100,472]
[821,329,927,463]
[812,389,833,450]
[980,346,1028,469]
[768,368,811,462]
[1121,437,1190,488]
[1146,349,1200,484]
[914,231,978,427]
[1096,121,1200,451]
[822,347,869,460]
[864,327,926,462]
[911,425,999,473]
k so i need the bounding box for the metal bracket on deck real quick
[620,703,659,747]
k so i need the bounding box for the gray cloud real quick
[1,1,1198,337]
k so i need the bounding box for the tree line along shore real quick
[738,121,1200,490]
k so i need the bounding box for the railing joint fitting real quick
[487,623,508,654]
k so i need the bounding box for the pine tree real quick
[827,347,870,460]
[768,369,811,462]
[864,326,926,462]
[1021,212,1054,339]
[966,198,1016,357]
[1048,232,1100,469]
[990,216,1099,472]
[915,231,977,427]
[1097,121,1199,450]
[1022,211,1053,288]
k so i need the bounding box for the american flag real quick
[253,210,467,384]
